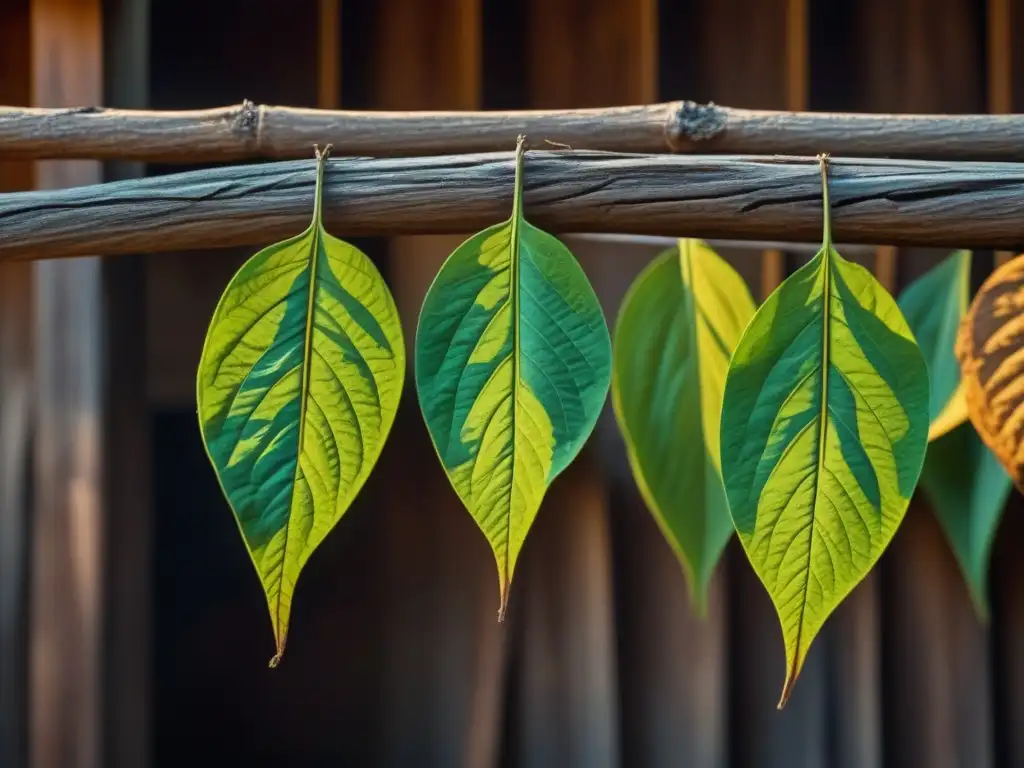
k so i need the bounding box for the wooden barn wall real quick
[2,0,1022,767]
[0,4,33,768]
[25,2,106,768]
[987,2,1024,763]
[0,3,151,768]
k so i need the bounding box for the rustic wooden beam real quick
[5,100,1024,162]
[1,151,1023,260]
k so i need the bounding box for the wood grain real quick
[511,1,657,765]
[365,3,507,767]
[0,4,32,768]
[99,1,151,766]
[871,4,995,768]
[3,152,1024,260]
[28,3,105,768]
[5,100,1024,161]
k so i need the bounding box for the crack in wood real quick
[2,152,1024,258]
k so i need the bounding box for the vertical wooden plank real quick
[367,3,506,766]
[663,2,829,765]
[844,2,993,767]
[819,262,886,768]
[989,0,1012,113]
[736,182,828,768]
[513,1,659,765]
[874,247,898,291]
[987,5,1024,765]
[0,7,34,768]
[993,497,1024,767]
[785,0,808,111]
[100,2,150,767]
[570,238,730,768]
[371,0,480,325]
[28,2,104,768]
[525,0,655,108]
[884,505,995,768]
[0,266,33,768]
[824,578,882,768]
[375,0,480,342]
[318,0,340,109]
[513,454,620,767]
[666,2,825,765]
[756,0,805,289]
[145,4,392,763]
[0,1,32,191]
[818,242,888,768]
[807,5,888,760]
[989,0,1015,267]
[760,249,787,301]
[743,63,885,768]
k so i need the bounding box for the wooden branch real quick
[1,151,1023,261]
[4,99,1024,162]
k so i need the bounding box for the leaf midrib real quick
[680,241,715,569]
[273,156,328,657]
[792,252,832,692]
[271,224,320,650]
[504,206,521,610]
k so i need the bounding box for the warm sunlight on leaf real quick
[720,156,929,708]
[612,239,756,614]
[414,137,611,619]
[197,147,405,665]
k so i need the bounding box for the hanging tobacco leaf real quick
[197,146,405,665]
[719,155,929,707]
[899,251,1012,617]
[611,239,756,614]
[956,253,1024,491]
[414,136,612,619]
[899,252,973,440]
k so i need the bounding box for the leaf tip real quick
[777,669,800,710]
[268,629,288,668]
[689,582,710,621]
[497,576,510,623]
[969,587,992,625]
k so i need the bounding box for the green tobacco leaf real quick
[197,147,405,665]
[611,239,756,613]
[899,251,1012,617]
[720,157,929,707]
[916,424,1011,617]
[415,136,611,618]
[898,251,972,439]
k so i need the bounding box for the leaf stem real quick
[513,134,527,222]
[818,152,832,247]
[781,152,836,708]
[312,143,333,226]
[498,135,528,622]
[267,143,333,666]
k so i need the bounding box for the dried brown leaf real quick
[955,253,1024,490]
